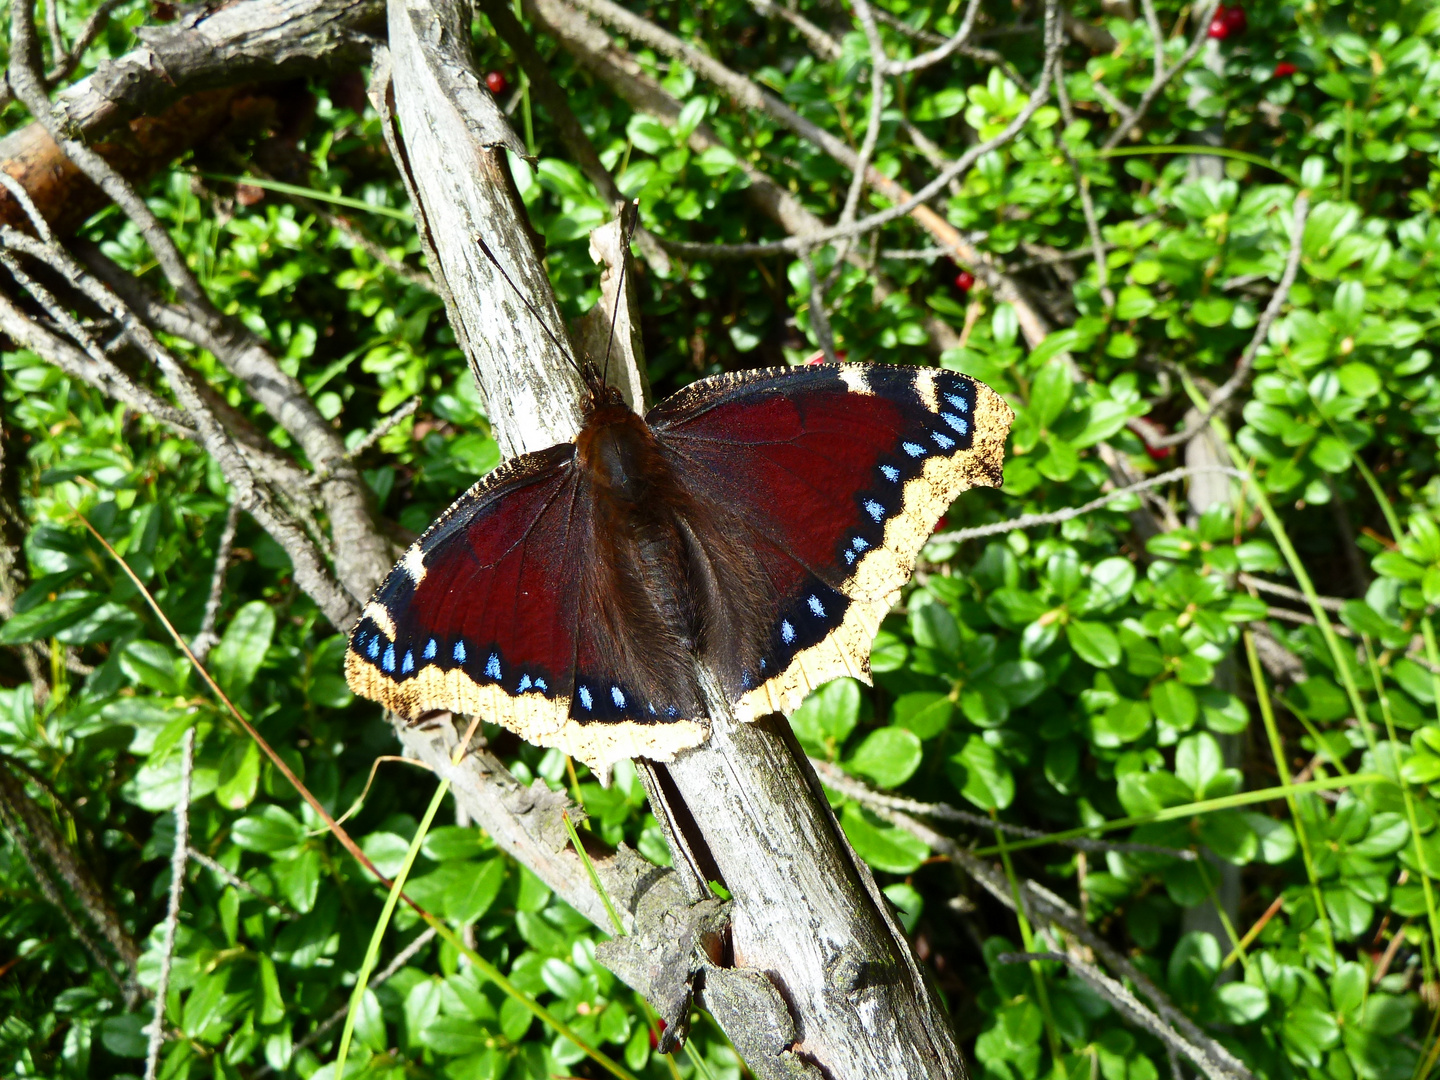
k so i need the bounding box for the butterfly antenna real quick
[600,202,640,389]
[473,233,583,378]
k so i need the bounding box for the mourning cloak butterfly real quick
[345,362,1012,776]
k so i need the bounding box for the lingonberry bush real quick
[1,0,1438,1078]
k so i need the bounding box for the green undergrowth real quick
[2,1,1440,1079]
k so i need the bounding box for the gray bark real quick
[381,0,967,1074]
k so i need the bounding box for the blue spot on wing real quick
[932,431,955,450]
[781,620,796,645]
[865,499,886,522]
[903,441,925,458]
[401,650,414,674]
[808,595,826,618]
[485,652,501,680]
[880,464,899,482]
[518,674,532,693]
[367,635,380,660]
[535,678,548,693]
[382,643,396,673]
[853,536,870,551]
[453,640,467,664]
[941,412,969,435]
[578,685,593,710]
[611,686,626,708]
[946,393,969,412]
[423,638,437,660]
[844,549,856,564]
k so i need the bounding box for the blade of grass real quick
[194,172,415,220]
[1362,639,1440,982]
[1178,375,1368,768]
[82,516,641,1080]
[334,777,450,1078]
[1243,629,1336,967]
[970,773,1385,857]
[991,810,1065,1074]
[563,810,626,937]
[1098,145,1303,186]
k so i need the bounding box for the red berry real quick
[954,271,976,292]
[485,71,508,95]
[933,516,950,534]
[1207,11,1230,38]
[1145,443,1173,461]
[1273,61,1297,77]
[1224,5,1247,34]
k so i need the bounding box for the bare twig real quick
[186,847,298,917]
[863,799,1253,1080]
[930,466,1246,545]
[1053,74,1114,307]
[998,950,1231,1077]
[251,927,439,1078]
[1240,573,1345,613]
[143,727,194,1080]
[1101,0,1222,149]
[191,500,241,663]
[811,760,1196,860]
[0,228,358,626]
[7,3,393,605]
[800,250,840,363]
[347,396,421,462]
[1143,195,1310,449]
[882,0,984,74]
[0,771,125,992]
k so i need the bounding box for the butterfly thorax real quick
[575,401,660,505]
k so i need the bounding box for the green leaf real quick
[446,858,506,923]
[1066,621,1121,667]
[1216,982,1269,1023]
[209,601,276,697]
[891,691,952,739]
[790,678,862,756]
[1029,360,1072,430]
[1151,680,1198,731]
[215,740,260,810]
[840,804,929,873]
[910,601,960,657]
[0,592,99,644]
[846,727,923,788]
[232,805,305,852]
[1093,699,1152,747]
[1282,1005,1340,1067]
[947,735,1015,810]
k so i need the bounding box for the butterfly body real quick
[346,363,1012,777]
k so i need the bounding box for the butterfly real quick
[345,360,1011,778]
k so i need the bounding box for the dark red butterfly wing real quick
[648,363,1012,720]
[344,445,708,775]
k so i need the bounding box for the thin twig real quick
[811,760,1196,860]
[882,0,984,74]
[1101,0,1222,150]
[0,775,125,992]
[998,951,1226,1078]
[251,927,438,1078]
[186,847,298,917]
[1240,573,1345,613]
[930,466,1246,544]
[800,250,839,363]
[143,727,194,1080]
[347,396,421,462]
[1143,195,1310,449]
[1053,74,1114,307]
[191,500,241,662]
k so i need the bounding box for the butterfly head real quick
[580,360,630,415]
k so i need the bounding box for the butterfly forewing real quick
[648,363,1012,721]
[343,444,709,774]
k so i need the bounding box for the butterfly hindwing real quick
[648,363,1013,720]
[344,445,709,775]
